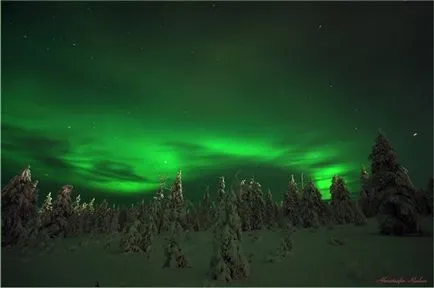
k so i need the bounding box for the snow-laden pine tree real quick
[300,181,322,228]
[283,175,302,227]
[48,185,74,237]
[264,189,278,228]
[209,188,249,282]
[1,166,39,246]
[330,176,355,224]
[368,132,421,235]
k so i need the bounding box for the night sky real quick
[1,2,432,205]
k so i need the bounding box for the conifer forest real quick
[2,132,433,286]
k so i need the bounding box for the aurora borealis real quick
[1,2,433,203]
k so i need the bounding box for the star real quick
[413,132,418,137]
[354,127,358,131]
[23,34,28,39]
[164,160,168,164]
[318,24,323,29]
[45,47,50,52]
[67,125,72,129]
[72,42,77,47]
[328,83,333,88]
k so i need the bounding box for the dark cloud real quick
[162,140,243,164]
[2,123,70,153]
[308,158,343,170]
[88,160,152,183]
[162,141,209,153]
[1,123,74,170]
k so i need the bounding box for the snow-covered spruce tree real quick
[236,180,252,231]
[67,194,84,236]
[171,170,184,207]
[368,131,401,215]
[109,207,120,233]
[167,170,188,230]
[48,185,74,237]
[120,219,144,253]
[72,194,81,212]
[40,192,53,227]
[226,189,243,241]
[330,176,355,224]
[89,198,96,213]
[42,192,53,213]
[158,198,172,233]
[299,181,322,228]
[283,175,302,227]
[154,176,167,202]
[163,210,189,268]
[199,187,214,230]
[217,176,226,203]
[209,188,249,282]
[168,206,185,240]
[125,204,139,230]
[148,199,160,231]
[80,197,96,233]
[1,166,39,246]
[264,189,278,229]
[186,202,201,232]
[136,199,147,222]
[369,132,421,235]
[140,213,156,259]
[149,178,166,232]
[249,179,265,230]
[237,178,264,231]
[118,207,129,232]
[163,236,189,268]
[209,247,231,282]
[80,201,94,234]
[95,199,111,233]
[370,132,400,175]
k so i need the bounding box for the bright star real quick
[413,132,418,137]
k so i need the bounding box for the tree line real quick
[1,131,432,283]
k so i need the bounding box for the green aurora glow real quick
[1,2,432,202]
